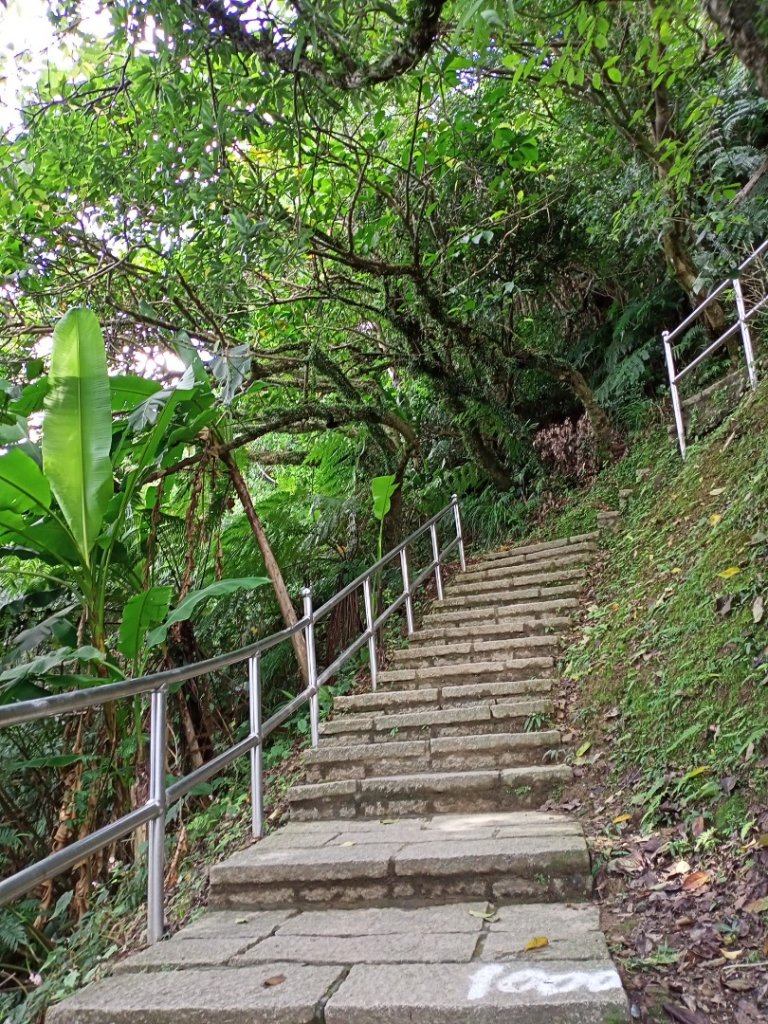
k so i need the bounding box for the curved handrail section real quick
[0,496,466,943]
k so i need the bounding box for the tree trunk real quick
[218,448,309,686]
[705,0,768,97]
[558,366,614,465]
[662,222,739,358]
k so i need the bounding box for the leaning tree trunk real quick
[705,0,768,97]
[218,448,309,686]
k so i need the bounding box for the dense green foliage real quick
[0,0,767,1018]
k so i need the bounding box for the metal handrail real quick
[662,239,767,458]
[0,495,466,943]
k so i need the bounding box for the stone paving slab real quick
[208,813,593,908]
[410,616,569,644]
[462,551,594,582]
[324,960,628,1024]
[47,964,346,1024]
[449,567,585,595]
[331,678,552,714]
[235,931,479,964]
[433,583,579,611]
[390,634,556,665]
[277,903,489,935]
[377,656,556,689]
[423,597,579,625]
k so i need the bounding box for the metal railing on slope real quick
[663,238,768,458]
[0,496,466,943]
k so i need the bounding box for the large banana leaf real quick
[0,448,51,514]
[42,309,113,567]
[146,577,270,649]
[118,586,173,660]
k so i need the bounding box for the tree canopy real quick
[1,3,767,1015]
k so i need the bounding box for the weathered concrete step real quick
[409,615,571,646]
[321,698,551,744]
[421,596,579,627]
[449,567,585,597]
[377,656,555,690]
[209,812,593,909]
[326,959,627,1024]
[288,764,572,820]
[334,678,553,714]
[462,549,595,582]
[474,532,598,566]
[434,583,579,611]
[390,634,556,667]
[48,898,628,1023]
[304,730,563,782]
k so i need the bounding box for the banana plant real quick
[0,309,268,700]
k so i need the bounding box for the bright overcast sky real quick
[0,0,111,131]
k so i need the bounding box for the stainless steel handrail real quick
[0,495,466,942]
[662,239,767,458]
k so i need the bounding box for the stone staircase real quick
[48,531,630,1024]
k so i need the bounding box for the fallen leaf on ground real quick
[468,909,497,921]
[721,948,744,960]
[339,841,356,847]
[744,895,768,914]
[525,936,550,950]
[682,870,710,891]
[753,596,764,624]
[613,814,632,824]
[662,1002,709,1024]
[263,975,286,988]
[718,566,741,579]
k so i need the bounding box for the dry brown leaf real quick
[744,895,768,914]
[720,948,743,960]
[263,974,286,988]
[681,870,710,892]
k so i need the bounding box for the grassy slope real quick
[551,380,768,833]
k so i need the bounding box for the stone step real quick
[434,583,580,612]
[287,764,572,820]
[421,596,579,628]
[320,698,551,744]
[304,730,563,782]
[377,656,555,690]
[474,533,598,567]
[334,678,553,715]
[462,549,595,583]
[325,959,627,1024]
[48,896,628,1023]
[208,813,592,910]
[449,566,586,597]
[390,634,556,668]
[409,615,571,646]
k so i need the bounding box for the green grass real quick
[546,382,768,831]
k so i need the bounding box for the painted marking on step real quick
[467,964,622,1000]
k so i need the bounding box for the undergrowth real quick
[553,380,768,834]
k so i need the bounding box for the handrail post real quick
[451,493,466,572]
[662,330,687,460]
[248,653,264,838]
[362,576,378,690]
[302,588,320,748]
[733,277,758,389]
[399,547,415,636]
[147,686,167,944]
[430,522,444,601]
